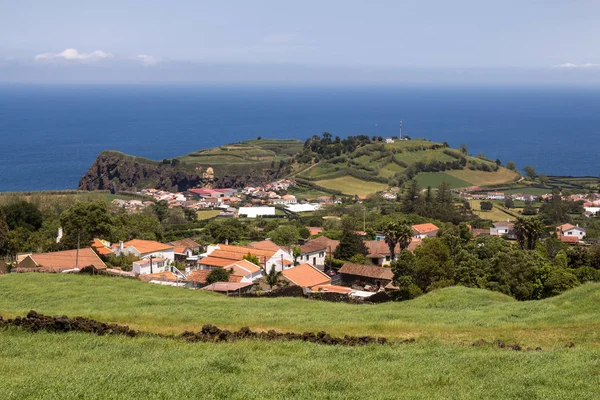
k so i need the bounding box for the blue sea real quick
[1,84,599,192]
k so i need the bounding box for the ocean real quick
[1,84,599,192]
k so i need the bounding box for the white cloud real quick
[135,54,159,66]
[554,62,600,69]
[35,48,113,62]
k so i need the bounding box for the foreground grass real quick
[1,328,599,400]
[1,274,600,348]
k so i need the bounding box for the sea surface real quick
[1,84,599,192]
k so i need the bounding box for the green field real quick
[469,200,516,222]
[196,209,221,220]
[314,176,388,196]
[2,328,598,400]
[416,172,472,189]
[1,274,600,398]
[503,187,553,195]
[445,168,520,187]
[2,275,600,399]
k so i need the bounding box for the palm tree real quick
[265,265,282,290]
[384,222,414,262]
[526,218,544,250]
[514,217,528,250]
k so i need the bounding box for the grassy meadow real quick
[1,327,599,400]
[1,274,600,398]
[1,274,600,348]
[469,200,516,222]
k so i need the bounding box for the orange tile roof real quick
[338,263,394,280]
[139,271,179,282]
[201,282,254,292]
[187,269,244,284]
[307,227,323,236]
[21,248,107,272]
[168,238,201,249]
[282,263,331,288]
[174,247,187,254]
[123,240,174,255]
[199,256,237,268]
[215,244,277,259]
[228,259,262,274]
[557,223,576,231]
[311,284,353,294]
[300,236,339,254]
[91,239,114,256]
[411,223,439,234]
[248,239,282,252]
[560,236,579,243]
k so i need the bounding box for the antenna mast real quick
[399,121,403,140]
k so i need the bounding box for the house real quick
[306,227,323,236]
[169,238,202,267]
[382,192,397,200]
[338,263,394,288]
[490,221,515,238]
[200,244,293,272]
[285,203,321,213]
[271,194,297,205]
[556,224,586,242]
[411,223,439,239]
[384,137,395,144]
[298,236,339,269]
[364,238,422,266]
[238,206,276,218]
[281,263,331,288]
[91,238,114,256]
[487,192,505,200]
[187,259,262,288]
[132,258,167,275]
[201,281,255,295]
[248,239,282,252]
[16,248,107,273]
[114,239,175,262]
[168,238,201,254]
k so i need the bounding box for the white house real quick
[490,221,514,237]
[114,239,175,262]
[285,203,321,213]
[271,194,297,205]
[411,223,439,239]
[556,224,586,240]
[200,244,293,272]
[132,258,167,275]
[238,206,276,218]
[298,236,339,269]
[487,192,505,200]
[384,137,395,144]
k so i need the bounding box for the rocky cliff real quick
[78,151,283,192]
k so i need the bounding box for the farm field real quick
[1,274,600,348]
[445,168,520,186]
[1,328,598,400]
[469,200,516,222]
[503,187,553,195]
[196,210,221,220]
[314,176,388,196]
[416,172,471,189]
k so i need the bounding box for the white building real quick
[556,224,586,240]
[132,258,167,275]
[285,203,321,213]
[298,236,339,269]
[487,192,505,200]
[238,206,276,218]
[490,221,514,236]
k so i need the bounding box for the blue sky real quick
[1,0,600,84]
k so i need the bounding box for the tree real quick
[59,202,112,248]
[243,252,261,265]
[523,165,537,180]
[413,238,453,292]
[401,179,421,214]
[504,197,515,209]
[514,217,544,250]
[292,246,302,265]
[183,208,199,223]
[538,173,549,186]
[480,201,493,212]
[460,143,468,155]
[0,209,9,258]
[206,267,232,284]
[506,161,516,171]
[269,225,300,246]
[2,201,43,231]
[151,200,169,224]
[477,152,485,159]
[334,229,368,261]
[265,266,282,289]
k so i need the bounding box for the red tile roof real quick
[91,239,114,256]
[311,284,353,294]
[299,236,339,254]
[338,263,394,280]
[201,282,254,292]
[248,239,282,252]
[19,248,107,272]
[282,263,331,288]
[411,223,439,234]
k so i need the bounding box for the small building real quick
[238,206,276,218]
[132,258,167,275]
[384,137,394,144]
[487,192,505,200]
[490,221,515,239]
[411,223,439,239]
[298,236,339,269]
[556,224,586,242]
[281,263,331,288]
[201,282,255,295]
[338,263,394,289]
[16,248,107,273]
[114,239,175,262]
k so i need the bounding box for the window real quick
[385,256,390,261]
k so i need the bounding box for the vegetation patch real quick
[315,176,388,196]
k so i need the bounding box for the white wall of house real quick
[563,228,586,239]
[490,227,509,236]
[266,249,294,272]
[133,259,167,275]
[299,249,327,268]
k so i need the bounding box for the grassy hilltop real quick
[80,136,519,194]
[1,274,600,399]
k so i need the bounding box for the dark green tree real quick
[523,165,537,180]
[2,201,43,231]
[151,200,170,224]
[59,201,112,248]
[206,267,232,284]
[334,229,368,261]
[265,266,282,289]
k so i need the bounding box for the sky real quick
[1,0,600,84]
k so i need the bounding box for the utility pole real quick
[149,255,154,274]
[363,207,366,233]
[399,121,403,140]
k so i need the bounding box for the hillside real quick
[79,137,519,193]
[1,274,599,347]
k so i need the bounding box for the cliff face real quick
[78,151,282,192]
